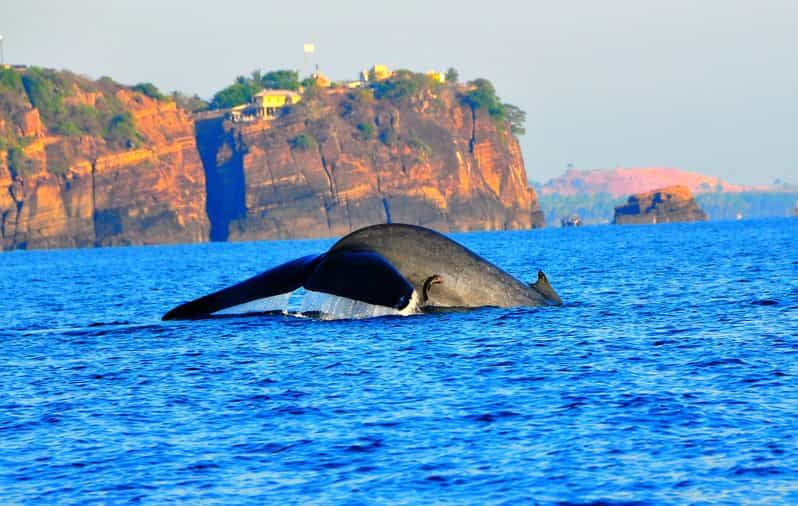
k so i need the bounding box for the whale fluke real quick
[163,223,562,320]
[304,250,414,310]
[162,254,321,320]
[163,250,415,320]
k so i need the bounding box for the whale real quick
[162,223,561,320]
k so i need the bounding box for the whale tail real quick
[530,270,562,306]
[162,250,415,320]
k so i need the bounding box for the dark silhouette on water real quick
[162,223,561,320]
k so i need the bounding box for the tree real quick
[211,81,257,109]
[445,67,459,83]
[462,78,506,119]
[503,103,526,135]
[261,70,300,90]
[132,82,165,100]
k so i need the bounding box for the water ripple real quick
[1,219,797,503]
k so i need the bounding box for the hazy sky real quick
[3,0,796,185]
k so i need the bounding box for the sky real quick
[2,0,796,185]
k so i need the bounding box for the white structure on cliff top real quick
[228,90,302,123]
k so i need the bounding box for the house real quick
[228,89,302,122]
[426,70,446,83]
[361,64,393,82]
[250,89,302,117]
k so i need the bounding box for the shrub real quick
[22,67,66,124]
[7,147,34,178]
[372,70,437,103]
[290,132,317,151]
[105,112,139,147]
[55,120,82,137]
[356,121,375,140]
[0,68,24,93]
[445,67,459,84]
[132,82,166,100]
[69,104,102,134]
[171,91,209,112]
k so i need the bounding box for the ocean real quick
[1,218,796,504]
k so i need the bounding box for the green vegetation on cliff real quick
[371,70,441,102]
[210,70,300,109]
[290,132,317,151]
[0,67,145,174]
[132,82,166,100]
[460,78,526,134]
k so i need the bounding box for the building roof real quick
[252,89,301,98]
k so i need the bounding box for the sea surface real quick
[1,219,796,504]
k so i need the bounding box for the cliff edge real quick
[1,68,542,251]
[200,82,542,242]
[0,68,209,250]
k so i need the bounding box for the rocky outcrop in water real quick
[613,185,708,225]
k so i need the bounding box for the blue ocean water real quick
[1,219,796,504]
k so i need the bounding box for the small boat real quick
[561,214,583,227]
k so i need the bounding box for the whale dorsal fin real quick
[530,270,562,305]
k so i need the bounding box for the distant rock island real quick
[613,185,708,225]
[0,65,541,251]
[536,167,797,226]
[541,167,763,197]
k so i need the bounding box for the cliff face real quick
[0,71,209,250]
[200,87,542,242]
[1,69,542,251]
[613,185,708,225]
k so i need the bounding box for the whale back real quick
[330,224,559,307]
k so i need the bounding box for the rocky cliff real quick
[0,68,209,250]
[200,85,542,242]
[613,185,708,225]
[1,68,542,251]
